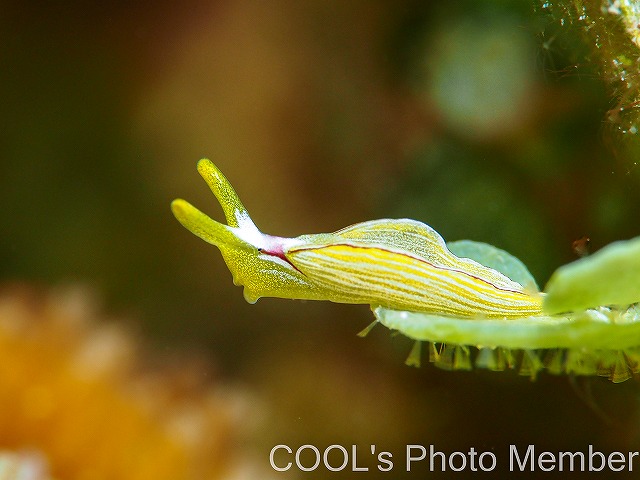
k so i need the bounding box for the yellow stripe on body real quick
[333,219,521,291]
[288,243,543,318]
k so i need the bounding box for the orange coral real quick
[0,285,262,480]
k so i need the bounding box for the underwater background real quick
[2,1,640,478]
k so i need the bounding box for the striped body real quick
[286,242,542,318]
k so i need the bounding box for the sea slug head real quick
[171,159,328,303]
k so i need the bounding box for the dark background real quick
[2,1,640,478]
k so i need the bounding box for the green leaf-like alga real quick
[543,236,640,314]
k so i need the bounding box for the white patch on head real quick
[231,209,267,248]
[232,223,265,248]
[231,208,306,253]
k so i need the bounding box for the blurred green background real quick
[2,1,640,478]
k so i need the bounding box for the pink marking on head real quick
[260,246,288,262]
[258,235,304,273]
